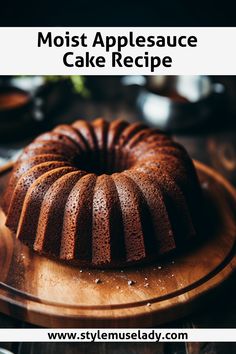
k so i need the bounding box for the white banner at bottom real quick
[0,329,235,342]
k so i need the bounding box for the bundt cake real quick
[2,118,202,267]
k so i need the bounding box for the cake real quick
[2,118,201,267]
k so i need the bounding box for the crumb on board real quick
[128,280,135,286]
[202,181,209,189]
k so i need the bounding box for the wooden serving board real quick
[0,161,236,328]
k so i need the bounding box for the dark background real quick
[0,0,236,26]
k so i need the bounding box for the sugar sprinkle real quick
[128,280,135,286]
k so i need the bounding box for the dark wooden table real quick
[0,77,236,353]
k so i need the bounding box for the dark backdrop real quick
[0,0,235,26]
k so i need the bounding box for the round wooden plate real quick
[0,161,236,328]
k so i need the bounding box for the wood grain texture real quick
[0,161,235,328]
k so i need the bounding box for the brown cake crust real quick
[3,118,202,268]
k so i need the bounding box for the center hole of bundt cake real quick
[73,147,132,175]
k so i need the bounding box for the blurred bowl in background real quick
[0,85,32,117]
[123,76,227,132]
[0,85,35,141]
[0,86,30,111]
[0,77,74,142]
